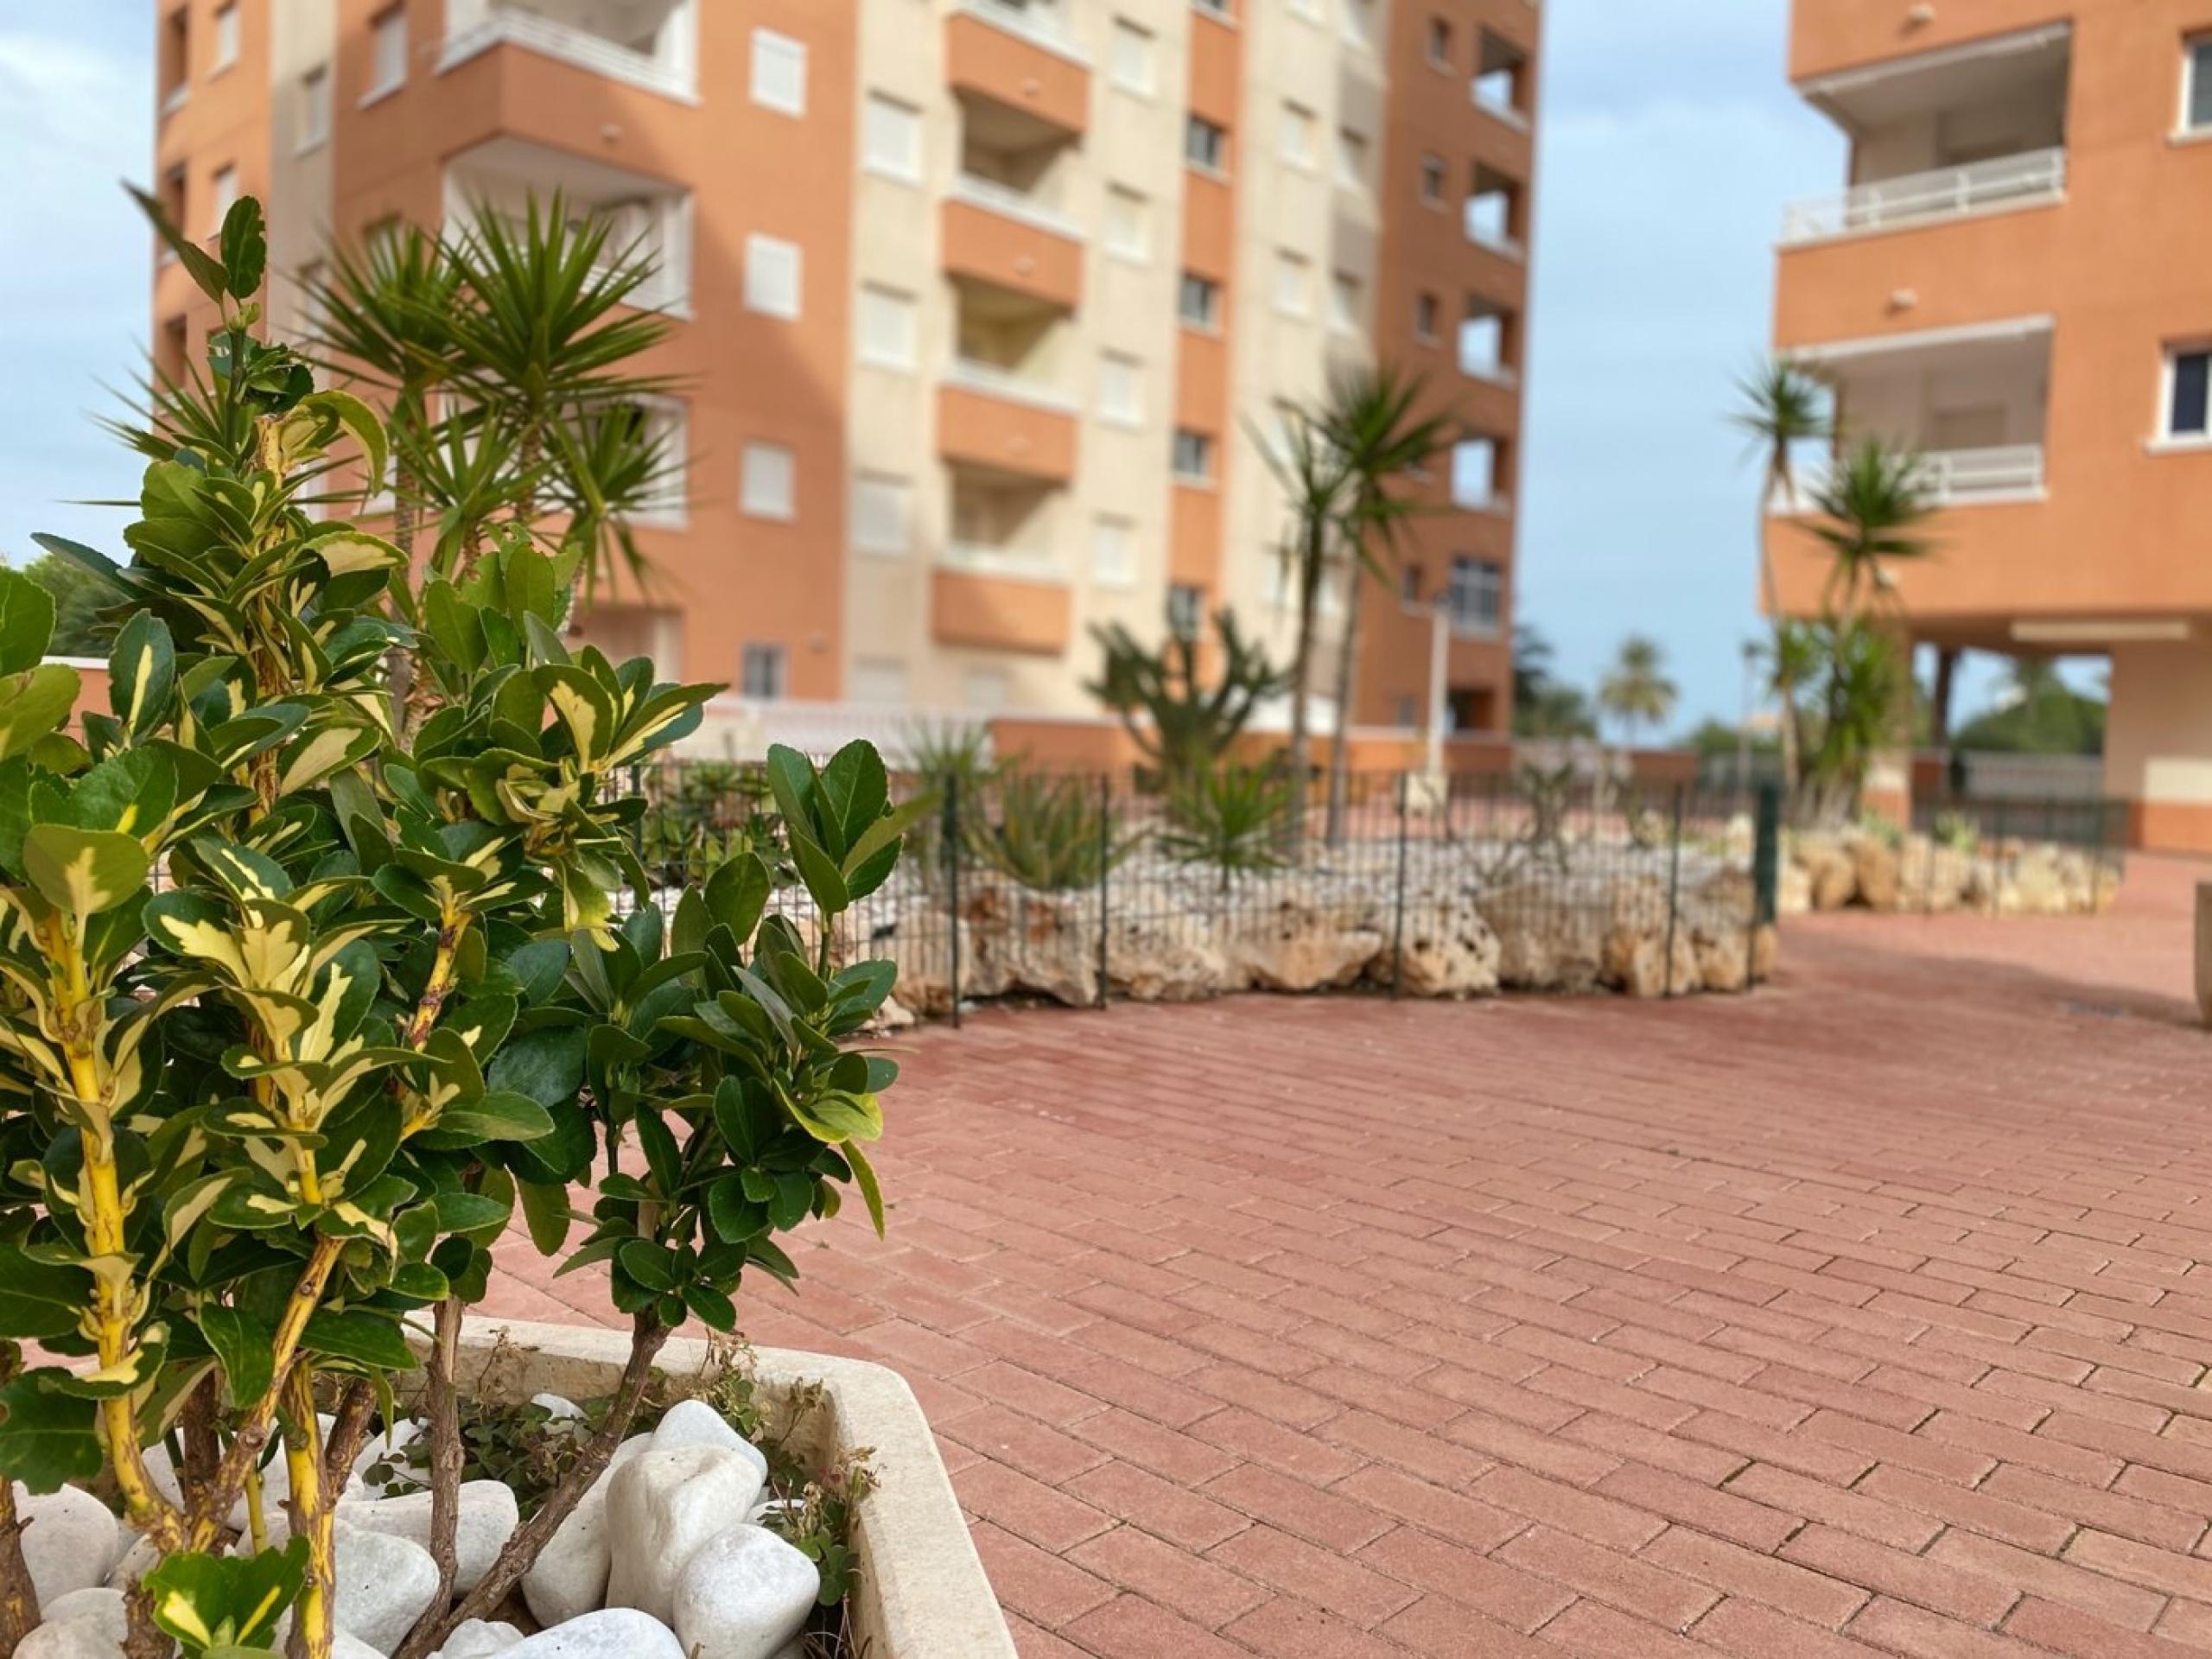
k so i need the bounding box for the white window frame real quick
[1166,583,1204,639]
[1335,126,1370,191]
[2184,35,2212,135]
[1092,517,1139,589]
[1096,352,1143,427]
[741,645,787,701]
[963,668,1009,715]
[1279,102,1317,171]
[365,5,407,104]
[740,442,798,522]
[209,164,238,235]
[744,234,802,319]
[297,65,330,152]
[1273,251,1311,319]
[1103,186,1149,263]
[611,396,687,526]
[213,3,240,73]
[1109,18,1156,94]
[2159,344,2212,445]
[1178,272,1222,331]
[1185,115,1229,175]
[1446,556,1503,636]
[750,29,807,116]
[856,283,918,372]
[851,659,910,705]
[851,474,912,556]
[863,92,923,183]
[1172,429,1215,483]
[1329,270,1362,335]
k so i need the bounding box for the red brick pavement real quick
[486,855,2212,1655]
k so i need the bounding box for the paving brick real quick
[1638,1525,1870,1628]
[1067,1523,1268,1629]
[1495,1523,1722,1629]
[1205,1522,1418,1627]
[1777,1525,2020,1626]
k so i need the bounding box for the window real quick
[1453,436,1501,505]
[856,283,917,370]
[610,399,685,519]
[1185,116,1229,174]
[963,668,1009,715]
[1093,518,1137,588]
[1172,429,1214,481]
[851,474,912,554]
[741,442,797,520]
[2165,346,2211,439]
[1446,556,1503,635]
[1335,127,1370,189]
[1178,272,1221,329]
[1193,0,1233,17]
[1166,584,1204,639]
[1274,251,1310,318]
[864,94,922,181]
[744,235,801,318]
[1104,186,1148,260]
[297,66,329,150]
[852,660,909,705]
[1288,0,1323,17]
[1329,270,1362,334]
[367,6,406,99]
[1414,291,1440,342]
[1110,18,1155,93]
[296,260,327,341]
[1340,0,1376,49]
[1280,102,1317,169]
[213,3,239,73]
[741,645,787,701]
[1097,353,1143,425]
[750,29,806,115]
[1426,16,1452,68]
[1420,155,1446,205]
[1399,565,1421,603]
[2186,37,2212,132]
[209,164,238,234]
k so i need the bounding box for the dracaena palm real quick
[1315,364,1458,844]
[1807,438,1935,616]
[1732,356,1829,799]
[1251,405,1352,824]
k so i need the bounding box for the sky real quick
[0,2,2028,735]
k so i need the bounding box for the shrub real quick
[966,769,1130,893]
[1087,611,1287,785]
[1160,766,1294,889]
[0,192,917,1659]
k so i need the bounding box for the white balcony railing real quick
[944,357,1078,414]
[960,0,1086,62]
[438,6,696,101]
[1780,148,2065,246]
[940,541,1068,582]
[1782,444,2046,511]
[950,173,1084,241]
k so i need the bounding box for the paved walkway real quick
[487,855,2212,1656]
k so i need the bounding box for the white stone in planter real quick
[604,1446,766,1623]
[506,1608,684,1659]
[671,1524,818,1659]
[103,1531,160,1592]
[16,1586,126,1659]
[435,1618,524,1657]
[353,1418,427,1491]
[330,1521,440,1655]
[531,1394,586,1422]
[336,1631,387,1659]
[649,1399,766,1483]
[521,1434,652,1629]
[145,1415,344,1528]
[338,1478,518,1592]
[16,1484,119,1605]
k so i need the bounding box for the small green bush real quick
[967,770,1131,893]
[1160,766,1294,889]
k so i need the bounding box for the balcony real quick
[946,2,1089,141]
[938,360,1078,485]
[1786,443,2045,511]
[439,0,698,103]
[943,175,1084,312]
[444,137,692,313]
[1465,164,1526,263]
[931,563,1072,655]
[1781,147,2064,245]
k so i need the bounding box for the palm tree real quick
[1732,357,1828,798]
[1512,621,1555,713]
[1316,365,1457,843]
[1252,404,1351,827]
[1598,634,1678,751]
[1806,438,1935,614]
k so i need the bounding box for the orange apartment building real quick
[1772,0,2212,850]
[150,0,1537,762]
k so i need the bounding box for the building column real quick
[2105,636,2212,853]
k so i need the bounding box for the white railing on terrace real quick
[1780,147,2065,245]
[950,173,1083,240]
[944,357,1078,413]
[960,0,1084,60]
[939,541,1068,582]
[696,698,986,766]
[1781,444,2046,510]
[438,7,696,100]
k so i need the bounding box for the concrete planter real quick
[447,1316,1015,1658]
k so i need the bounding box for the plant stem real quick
[403,1294,466,1651]
[0,1353,38,1659]
[321,1379,378,1510]
[283,1367,335,1659]
[399,1313,667,1659]
[244,1462,268,1554]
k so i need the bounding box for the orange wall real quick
[152,0,273,365]
[930,569,1072,656]
[940,200,1083,312]
[944,14,1088,137]
[936,385,1078,483]
[1773,2,2212,632]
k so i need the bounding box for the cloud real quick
[0,24,153,564]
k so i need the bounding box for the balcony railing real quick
[438,6,696,101]
[940,541,1067,582]
[1780,148,2065,246]
[959,0,1085,62]
[944,357,1077,413]
[950,173,1083,240]
[1783,444,2046,510]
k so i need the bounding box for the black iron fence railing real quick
[1902,792,2128,916]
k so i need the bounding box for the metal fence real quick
[1903,791,2128,916]
[627,764,1783,1021]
